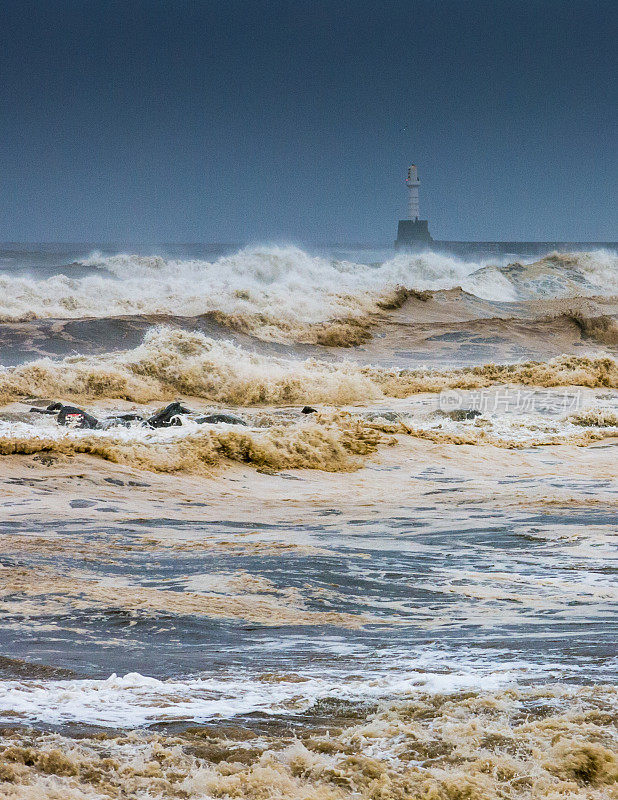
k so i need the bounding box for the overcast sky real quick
[1,0,616,242]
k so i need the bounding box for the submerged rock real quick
[100,412,144,429]
[364,410,400,422]
[441,409,482,421]
[106,412,144,423]
[195,413,247,426]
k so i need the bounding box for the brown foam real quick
[1,684,616,799]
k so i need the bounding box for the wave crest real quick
[1,327,616,410]
[1,247,616,340]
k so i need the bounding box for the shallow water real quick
[0,501,616,730]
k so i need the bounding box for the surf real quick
[1,247,616,336]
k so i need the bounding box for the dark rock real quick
[145,402,192,428]
[45,403,100,429]
[301,406,317,414]
[195,413,247,426]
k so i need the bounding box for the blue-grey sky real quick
[1,0,616,243]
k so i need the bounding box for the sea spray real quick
[1,247,616,336]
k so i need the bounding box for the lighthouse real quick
[406,164,420,220]
[395,164,433,249]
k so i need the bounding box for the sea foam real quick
[1,247,616,335]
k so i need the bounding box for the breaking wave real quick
[1,683,616,799]
[0,327,381,406]
[0,247,616,340]
[465,250,618,301]
[1,326,616,410]
[0,330,616,473]
[0,415,385,473]
[1,410,615,475]
[0,650,531,727]
[0,328,615,473]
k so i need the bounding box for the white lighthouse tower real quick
[395,163,433,248]
[405,164,420,220]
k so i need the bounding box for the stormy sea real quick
[0,243,617,799]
